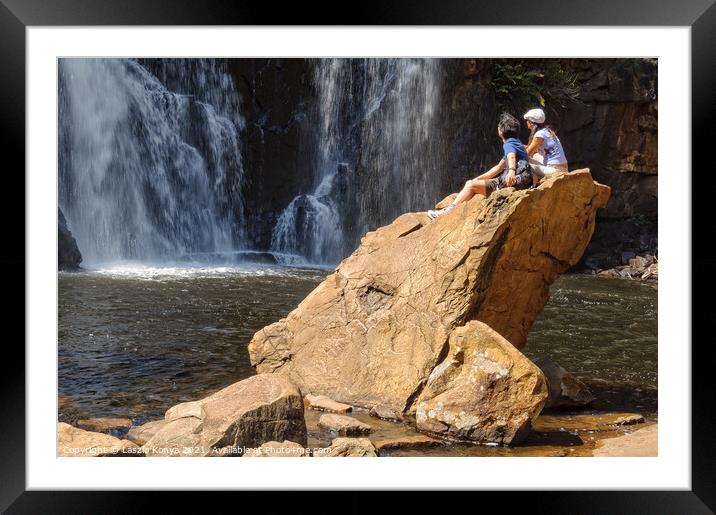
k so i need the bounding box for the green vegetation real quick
[492,61,581,116]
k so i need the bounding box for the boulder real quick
[126,419,168,446]
[304,394,352,413]
[415,321,548,445]
[142,374,307,457]
[318,414,372,436]
[244,440,307,457]
[315,437,378,457]
[58,208,82,271]
[249,171,609,421]
[58,422,141,457]
[532,356,594,409]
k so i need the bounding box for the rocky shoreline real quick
[58,387,657,457]
[580,253,658,284]
[58,170,657,458]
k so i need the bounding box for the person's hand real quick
[506,170,516,187]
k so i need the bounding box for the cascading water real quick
[270,58,442,265]
[353,59,443,237]
[58,58,246,265]
[270,59,353,265]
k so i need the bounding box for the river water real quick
[58,267,657,431]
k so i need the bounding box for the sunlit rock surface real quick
[249,171,610,441]
[142,374,307,457]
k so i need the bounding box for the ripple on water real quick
[59,270,657,422]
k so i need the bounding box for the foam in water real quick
[72,262,330,282]
[58,58,246,266]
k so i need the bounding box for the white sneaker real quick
[427,203,455,220]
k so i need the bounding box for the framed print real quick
[3,0,714,509]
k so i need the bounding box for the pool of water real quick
[58,266,657,424]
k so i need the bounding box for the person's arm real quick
[504,152,517,186]
[525,136,543,157]
[476,158,504,180]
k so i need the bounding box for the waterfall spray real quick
[58,58,246,265]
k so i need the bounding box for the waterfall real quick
[270,58,442,265]
[353,59,443,237]
[270,59,354,265]
[58,58,246,265]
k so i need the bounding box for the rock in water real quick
[318,414,372,435]
[415,321,547,445]
[304,394,352,413]
[58,208,82,270]
[76,417,132,435]
[249,170,609,422]
[369,404,403,422]
[142,374,307,457]
[532,356,595,409]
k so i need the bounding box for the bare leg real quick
[428,178,489,219]
[454,179,489,206]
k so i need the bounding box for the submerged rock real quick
[142,374,307,457]
[76,417,132,435]
[304,394,352,413]
[248,171,609,440]
[416,321,548,445]
[371,434,441,452]
[534,412,645,433]
[532,356,595,409]
[318,414,372,436]
[315,437,378,457]
[58,422,141,457]
[369,404,403,422]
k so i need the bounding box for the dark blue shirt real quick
[502,137,529,170]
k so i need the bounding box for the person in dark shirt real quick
[428,112,533,219]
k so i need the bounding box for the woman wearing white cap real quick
[523,108,569,181]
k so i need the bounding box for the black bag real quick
[496,159,532,190]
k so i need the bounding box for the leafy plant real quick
[492,61,581,117]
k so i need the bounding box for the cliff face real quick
[560,59,657,268]
[231,58,656,266]
[227,59,319,250]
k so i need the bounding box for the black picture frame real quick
[2,0,713,510]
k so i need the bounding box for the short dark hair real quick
[498,112,521,139]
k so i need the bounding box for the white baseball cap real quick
[523,108,546,124]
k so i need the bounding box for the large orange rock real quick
[142,374,307,456]
[249,170,609,425]
[415,321,547,445]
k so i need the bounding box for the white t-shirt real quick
[535,128,567,165]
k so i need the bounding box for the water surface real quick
[58,268,657,424]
